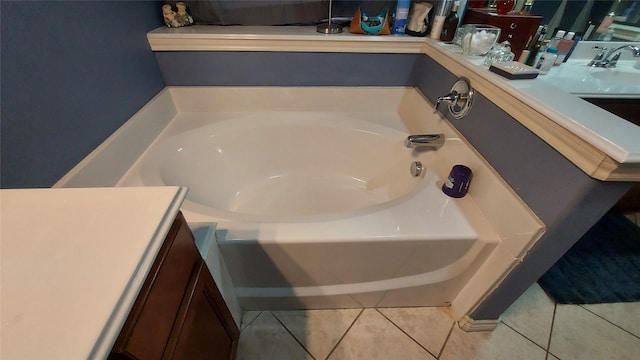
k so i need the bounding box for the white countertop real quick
[508,74,640,163]
[1,186,187,359]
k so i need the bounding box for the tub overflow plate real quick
[410,161,425,177]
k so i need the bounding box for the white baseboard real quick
[457,315,500,332]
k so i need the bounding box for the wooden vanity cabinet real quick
[462,8,543,59]
[110,212,239,360]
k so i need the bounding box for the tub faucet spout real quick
[404,134,445,149]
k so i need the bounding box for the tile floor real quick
[236,213,640,360]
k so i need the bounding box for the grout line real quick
[437,320,456,359]
[578,304,640,340]
[501,321,549,353]
[240,310,263,332]
[271,311,317,360]
[545,302,557,360]
[323,308,364,360]
[375,308,439,359]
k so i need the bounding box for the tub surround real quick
[51,27,637,329]
[149,25,640,181]
[0,186,187,359]
[58,86,544,324]
[55,89,178,188]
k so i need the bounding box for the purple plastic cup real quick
[442,165,473,198]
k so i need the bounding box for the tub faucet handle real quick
[434,91,460,114]
[434,77,474,119]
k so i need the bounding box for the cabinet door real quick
[166,263,240,360]
[110,212,239,360]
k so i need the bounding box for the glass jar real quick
[484,41,515,66]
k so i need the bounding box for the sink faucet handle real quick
[592,45,608,54]
[607,52,621,67]
[588,46,608,67]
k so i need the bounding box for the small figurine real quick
[162,4,180,28]
[162,2,193,28]
[175,2,194,26]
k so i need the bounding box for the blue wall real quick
[1,1,165,188]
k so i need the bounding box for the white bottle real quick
[535,47,558,74]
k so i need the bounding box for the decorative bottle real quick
[429,1,450,39]
[524,25,547,66]
[440,1,460,42]
[496,0,515,15]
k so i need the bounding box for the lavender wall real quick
[154,49,632,319]
[1,1,165,188]
[411,56,633,319]
[156,52,419,86]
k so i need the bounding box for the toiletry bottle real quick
[554,32,575,65]
[521,0,534,14]
[548,30,566,49]
[535,47,557,74]
[440,1,459,42]
[562,34,580,63]
[392,0,412,35]
[524,25,547,66]
[430,0,450,40]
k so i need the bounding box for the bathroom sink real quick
[588,67,640,87]
[539,60,640,97]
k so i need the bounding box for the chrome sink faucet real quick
[588,44,640,68]
[404,134,445,149]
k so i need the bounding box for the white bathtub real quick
[62,87,544,319]
[118,112,503,310]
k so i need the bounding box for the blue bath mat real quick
[538,212,640,304]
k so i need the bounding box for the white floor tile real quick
[236,312,312,360]
[581,302,640,338]
[378,306,454,357]
[550,304,640,360]
[272,309,361,360]
[240,310,261,331]
[501,282,555,348]
[440,322,547,360]
[328,309,436,360]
